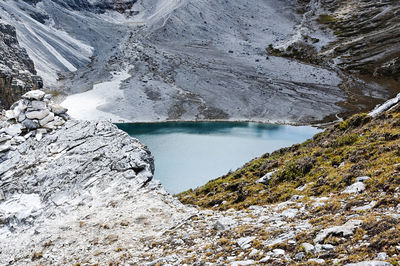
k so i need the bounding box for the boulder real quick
[39,112,54,127]
[5,124,22,136]
[49,103,68,115]
[237,237,255,249]
[21,119,39,130]
[257,171,276,184]
[29,100,47,110]
[214,217,236,230]
[25,109,50,120]
[301,242,314,253]
[21,90,45,101]
[356,176,370,182]
[343,182,365,194]
[314,220,363,244]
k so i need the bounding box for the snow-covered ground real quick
[61,70,131,122]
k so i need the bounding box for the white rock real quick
[280,208,299,219]
[356,176,370,182]
[296,184,307,191]
[12,136,25,144]
[0,193,42,220]
[376,252,388,260]
[39,112,55,127]
[272,249,285,256]
[22,90,45,100]
[230,260,255,266]
[5,124,22,136]
[301,242,314,253]
[343,182,365,194]
[35,129,47,141]
[314,220,363,243]
[308,258,325,264]
[294,252,305,261]
[237,237,255,249]
[30,100,47,110]
[5,110,15,120]
[352,201,377,211]
[26,109,50,120]
[17,113,26,123]
[248,249,259,257]
[214,216,236,230]
[53,116,66,127]
[345,261,392,266]
[0,142,11,153]
[322,244,335,250]
[257,171,276,184]
[49,103,68,115]
[259,256,271,263]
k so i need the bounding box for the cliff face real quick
[0,21,43,110]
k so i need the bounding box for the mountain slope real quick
[2,0,387,124]
[178,103,400,264]
[0,20,42,109]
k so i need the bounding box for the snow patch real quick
[61,70,131,122]
[369,93,400,116]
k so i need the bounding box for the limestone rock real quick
[214,216,236,230]
[39,112,54,127]
[345,261,392,266]
[49,103,68,115]
[343,182,366,194]
[22,90,45,101]
[356,176,370,182]
[25,109,50,120]
[314,220,363,244]
[257,171,276,184]
[5,124,22,136]
[301,242,314,253]
[237,237,255,249]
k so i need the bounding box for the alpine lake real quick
[117,122,320,194]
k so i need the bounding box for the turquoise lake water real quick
[117,122,320,194]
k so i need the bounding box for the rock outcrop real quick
[0,91,195,264]
[0,20,42,110]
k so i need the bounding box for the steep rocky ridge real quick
[0,20,42,110]
[269,0,400,117]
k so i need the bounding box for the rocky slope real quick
[2,97,400,265]
[0,20,42,110]
[0,91,194,265]
[178,101,400,264]
[269,0,400,117]
[0,0,383,124]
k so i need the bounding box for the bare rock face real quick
[0,92,194,265]
[0,20,43,110]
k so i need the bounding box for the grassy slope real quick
[177,106,400,264]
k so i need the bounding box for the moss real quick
[316,14,337,24]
